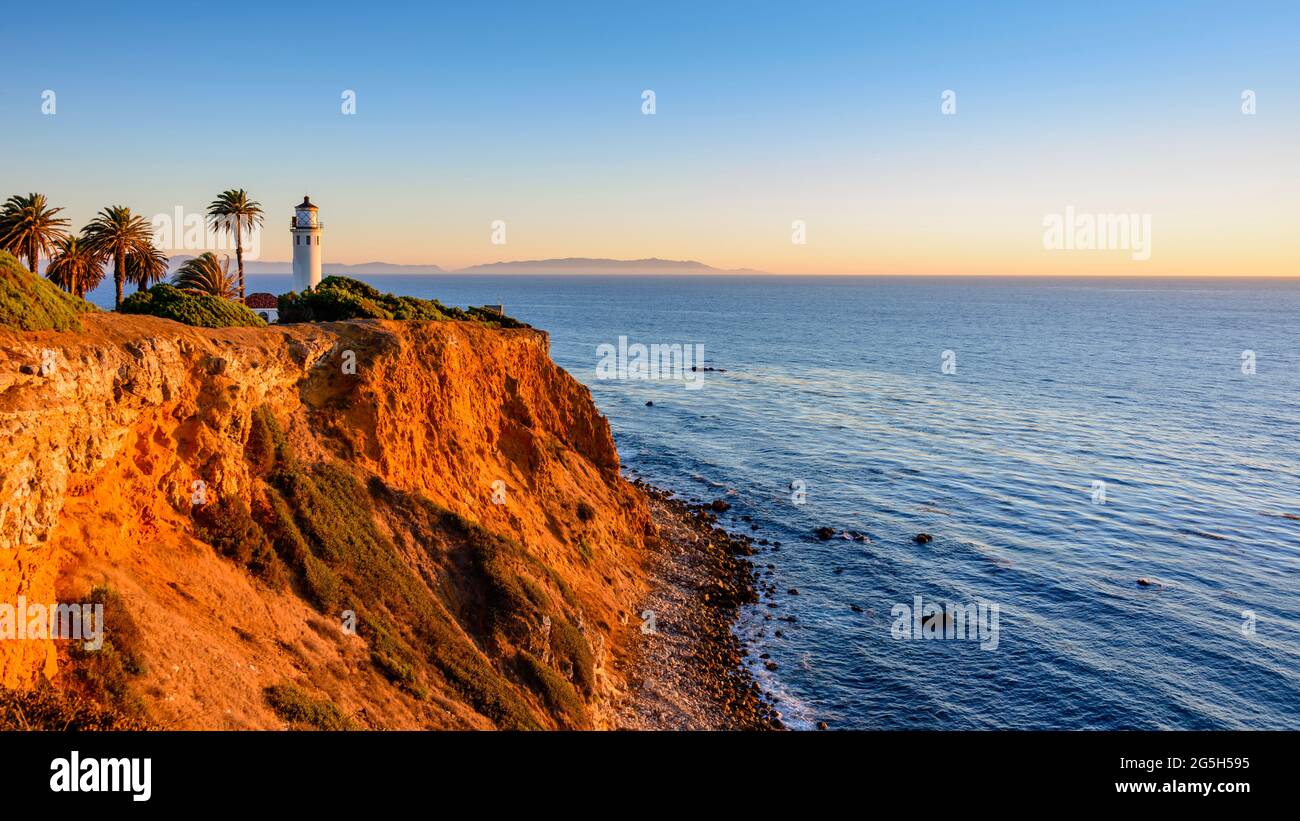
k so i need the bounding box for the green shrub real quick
[466,305,530,329]
[550,620,596,695]
[68,585,147,717]
[193,496,286,586]
[244,406,283,476]
[0,249,95,331]
[264,683,355,730]
[194,497,262,565]
[518,652,587,728]
[120,283,265,328]
[277,275,527,327]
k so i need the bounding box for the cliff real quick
[0,312,654,729]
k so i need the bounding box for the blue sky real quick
[2,0,1297,273]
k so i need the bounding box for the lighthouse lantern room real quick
[290,196,323,291]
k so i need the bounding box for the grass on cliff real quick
[66,584,150,722]
[0,684,156,731]
[120,283,266,328]
[0,249,96,332]
[277,275,530,328]
[375,480,596,725]
[264,683,355,730]
[517,651,587,726]
[196,405,600,728]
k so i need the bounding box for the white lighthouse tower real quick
[290,196,322,291]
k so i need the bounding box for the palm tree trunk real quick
[235,226,245,302]
[114,250,125,309]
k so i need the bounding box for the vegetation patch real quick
[264,683,355,730]
[185,406,592,729]
[0,684,156,731]
[518,652,587,728]
[247,409,546,729]
[549,620,596,696]
[0,249,95,332]
[120,283,265,328]
[277,275,529,327]
[193,496,286,587]
[67,585,148,719]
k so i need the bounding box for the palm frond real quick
[45,234,107,299]
[0,192,71,272]
[171,252,239,299]
[125,243,170,290]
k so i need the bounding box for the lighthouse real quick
[290,196,322,291]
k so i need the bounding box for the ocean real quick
[88,274,1300,729]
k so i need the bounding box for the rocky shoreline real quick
[615,481,782,730]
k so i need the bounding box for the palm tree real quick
[206,189,263,302]
[0,193,70,273]
[83,206,153,309]
[45,234,107,299]
[172,252,239,298]
[125,243,170,292]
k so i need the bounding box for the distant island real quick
[167,256,765,276]
[454,258,767,275]
[166,257,446,275]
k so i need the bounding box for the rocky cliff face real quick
[0,314,652,728]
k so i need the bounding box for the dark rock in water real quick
[645,400,654,406]
[710,499,730,512]
[849,604,864,613]
[787,588,799,595]
[774,629,784,638]
[1136,577,1160,587]
[815,527,836,540]
[773,541,782,547]
[833,567,845,575]
[764,661,779,671]
[913,533,933,544]
[845,531,871,542]
[816,721,829,731]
